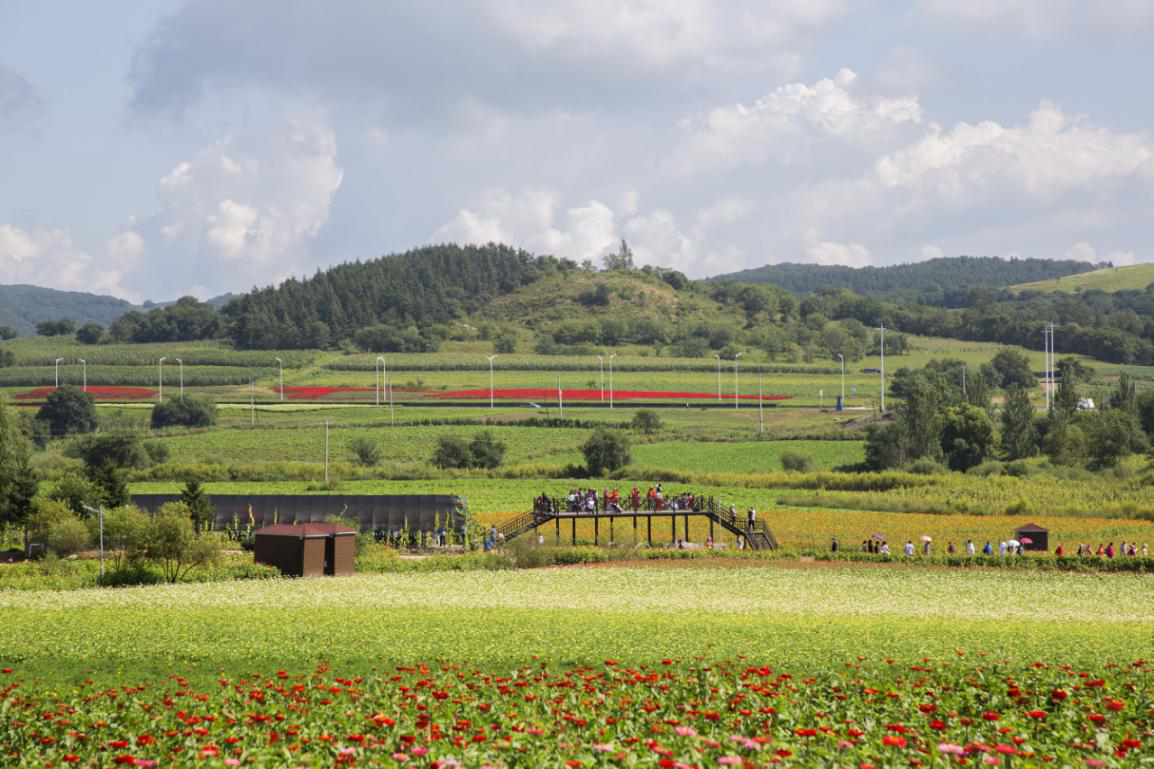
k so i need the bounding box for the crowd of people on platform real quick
[831,536,1149,558]
[533,485,708,515]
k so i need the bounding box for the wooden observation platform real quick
[495,497,778,550]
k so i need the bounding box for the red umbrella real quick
[1019,537,1033,545]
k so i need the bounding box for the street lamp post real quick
[376,356,386,407]
[595,355,604,402]
[733,352,742,409]
[78,359,86,392]
[557,374,563,417]
[275,357,284,402]
[54,358,64,388]
[486,355,497,409]
[175,358,184,399]
[714,354,721,402]
[758,375,764,434]
[877,325,886,413]
[158,357,166,403]
[608,354,617,409]
[82,504,104,578]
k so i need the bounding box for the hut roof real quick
[256,523,357,538]
[1013,522,1048,533]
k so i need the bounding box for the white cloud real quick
[678,69,921,170]
[873,101,1153,203]
[920,244,945,261]
[920,0,1154,38]
[433,190,617,262]
[1065,242,1139,267]
[120,119,344,293]
[804,229,873,267]
[0,225,129,297]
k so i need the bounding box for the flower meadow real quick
[2,657,1150,768]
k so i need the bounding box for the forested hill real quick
[223,244,576,349]
[0,284,139,336]
[710,256,1097,295]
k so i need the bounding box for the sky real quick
[2,0,1154,302]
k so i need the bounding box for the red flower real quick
[883,736,907,748]
[1027,711,1047,720]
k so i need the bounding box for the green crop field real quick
[3,566,1150,680]
[1012,262,1154,293]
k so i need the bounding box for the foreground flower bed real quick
[2,658,1149,768]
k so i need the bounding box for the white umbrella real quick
[1007,539,1020,548]
[920,535,932,542]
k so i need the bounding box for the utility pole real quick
[486,355,497,409]
[275,357,284,402]
[595,355,604,401]
[375,356,381,406]
[733,352,742,409]
[250,381,256,427]
[376,356,387,409]
[714,354,722,402]
[175,358,184,399]
[609,353,617,409]
[54,357,64,388]
[78,359,86,392]
[158,357,166,403]
[877,325,886,413]
[961,363,967,400]
[557,374,563,417]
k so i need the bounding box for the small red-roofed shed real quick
[1014,523,1049,552]
[254,523,356,577]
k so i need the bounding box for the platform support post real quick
[572,517,576,546]
[594,516,599,545]
[647,516,652,547]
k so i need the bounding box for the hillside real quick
[1012,263,1154,294]
[710,256,1096,295]
[0,284,139,336]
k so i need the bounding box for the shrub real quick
[348,437,382,467]
[431,432,507,469]
[581,428,631,476]
[36,386,97,437]
[74,432,152,470]
[780,451,813,473]
[468,431,507,469]
[151,396,217,429]
[144,441,170,464]
[908,459,946,475]
[145,503,221,583]
[75,323,104,345]
[46,516,90,555]
[630,410,663,435]
[49,472,103,515]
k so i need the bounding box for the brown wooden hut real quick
[254,523,357,577]
[1014,523,1049,552]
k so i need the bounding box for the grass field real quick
[1013,262,1154,293]
[3,566,1150,682]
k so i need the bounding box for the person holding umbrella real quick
[921,535,932,556]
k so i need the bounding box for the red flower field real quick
[281,386,790,402]
[12,386,158,401]
[1,658,1148,767]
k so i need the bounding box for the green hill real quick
[0,284,138,336]
[1012,263,1154,294]
[710,256,1096,295]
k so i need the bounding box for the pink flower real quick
[135,762,157,769]
[938,744,966,755]
[412,748,429,757]
[674,726,698,737]
[718,758,743,766]
[392,754,410,762]
[223,761,240,767]
[837,740,854,749]
[983,759,1000,766]
[1085,761,1106,768]
[593,744,613,752]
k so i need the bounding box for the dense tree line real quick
[223,244,576,349]
[710,256,1096,295]
[866,359,1151,473]
[109,297,223,343]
